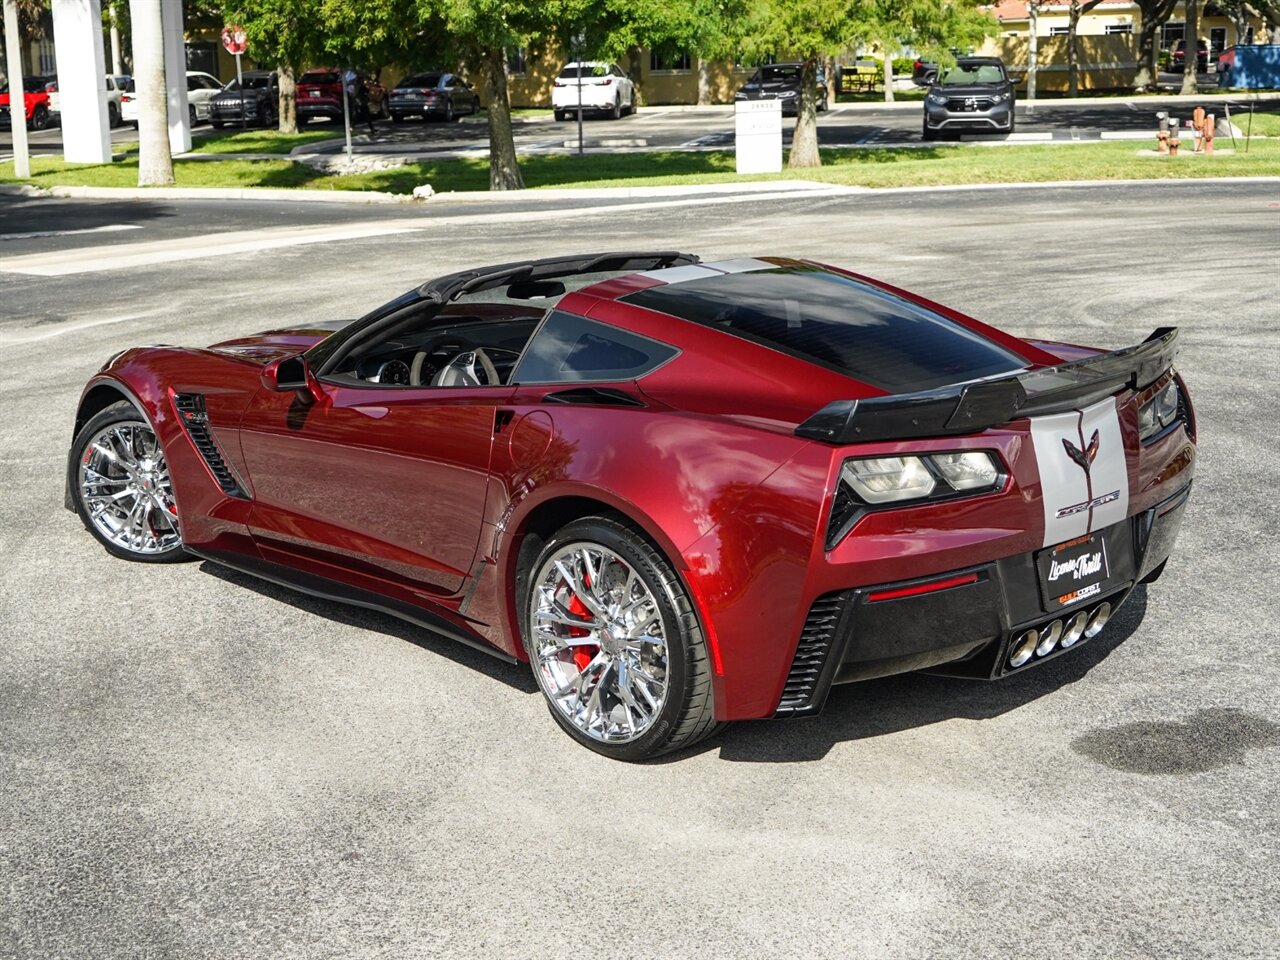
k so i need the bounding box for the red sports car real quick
[66,253,1196,760]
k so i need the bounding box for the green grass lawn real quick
[187,127,345,154]
[3,137,1277,195]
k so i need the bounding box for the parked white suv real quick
[552,62,635,121]
[121,71,223,127]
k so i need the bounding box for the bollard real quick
[1204,113,1215,156]
[1156,111,1170,154]
[1170,136,1180,156]
[1193,107,1206,153]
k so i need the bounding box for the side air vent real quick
[173,393,247,498]
[541,387,645,407]
[775,592,851,716]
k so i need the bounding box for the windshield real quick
[940,64,1006,85]
[1,78,51,94]
[398,73,441,87]
[226,75,272,90]
[759,65,803,82]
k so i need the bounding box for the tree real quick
[851,0,994,104]
[1180,0,1200,94]
[223,0,326,133]
[1132,0,1178,92]
[1066,0,1105,96]
[130,0,172,185]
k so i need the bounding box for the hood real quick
[207,319,350,363]
[930,83,1009,96]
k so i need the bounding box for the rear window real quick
[299,71,340,84]
[399,73,441,88]
[621,266,1026,392]
[512,311,678,384]
[559,65,608,78]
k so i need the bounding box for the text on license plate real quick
[1036,532,1110,610]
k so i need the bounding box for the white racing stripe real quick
[1029,396,1130,547]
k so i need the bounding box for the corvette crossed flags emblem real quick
[1062,430,1101,476]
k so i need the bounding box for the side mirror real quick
[262,354,319,401]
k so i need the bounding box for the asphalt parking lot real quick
[1,180,1278,958]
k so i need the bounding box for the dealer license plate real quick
[309,90,320,98]
[1037,532,1110,610]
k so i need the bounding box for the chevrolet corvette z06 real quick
[66,252,1195,760]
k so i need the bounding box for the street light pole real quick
[2,0,30,178]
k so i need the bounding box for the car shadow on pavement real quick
[0,195,176,235]
[199,561,539,694]
[687,585,1151,765]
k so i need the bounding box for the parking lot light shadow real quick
[198,561,538,694]
[678,586,1150,765]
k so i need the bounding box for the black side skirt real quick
[185,546,519,665]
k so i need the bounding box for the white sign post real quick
[735,99,783,175]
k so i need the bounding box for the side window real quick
[512,311,678,384]
[187,76,202,92]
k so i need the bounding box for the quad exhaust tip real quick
[1008,602,1112,668]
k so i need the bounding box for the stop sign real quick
[221,25,247,56]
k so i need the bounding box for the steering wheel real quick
[433,346,500,387]
[410,336,466,386]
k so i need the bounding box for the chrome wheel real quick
[530,541,668,744]
[77,420,180,555]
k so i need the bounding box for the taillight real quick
[553,80,564,87]
[46,82,57,92]
[600,78,612,86]
[914,59,923,69]
[121,93,133,102]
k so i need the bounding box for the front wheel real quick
[32,104,50,130]
[69,401,187,563]
[524,516,721,761]
[922,119,938,141]
[211,120,224,129]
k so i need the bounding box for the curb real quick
[0,183,44,197]
[428,179,843,203]
[37,185,417,204]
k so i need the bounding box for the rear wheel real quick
[69,402,187,564]
[524,516,721,761]
[32,104,50,130]
[108,102,120,127]
[187,104,196,127]
[610,96,621,120]
[211,120,225,129]
[554,109,566,122]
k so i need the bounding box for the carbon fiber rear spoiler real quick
[795,327,1179,444]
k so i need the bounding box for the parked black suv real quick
[209,71,278,128]
[734,63,828,115]
[922,58,1015,140]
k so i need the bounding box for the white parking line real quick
[0,312,150,344]
[0,223,142,242]
[0,220,427,277]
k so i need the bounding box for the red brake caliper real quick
[566,579,597,672]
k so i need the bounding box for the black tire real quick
[261,103,276,128]
[211,120,225,129]
[68,401,190,564]
[109,102,120,128]
[818,94,829,112]
[187,104,196,128]
[32,104,50,130]
[445,100,455,122]
[554,109,566,122]
[610,96,621,120]
[922,119,938,141]
[1007,112,1016,135]
[522,516,722,761]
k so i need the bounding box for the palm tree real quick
[130,0,173,185]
